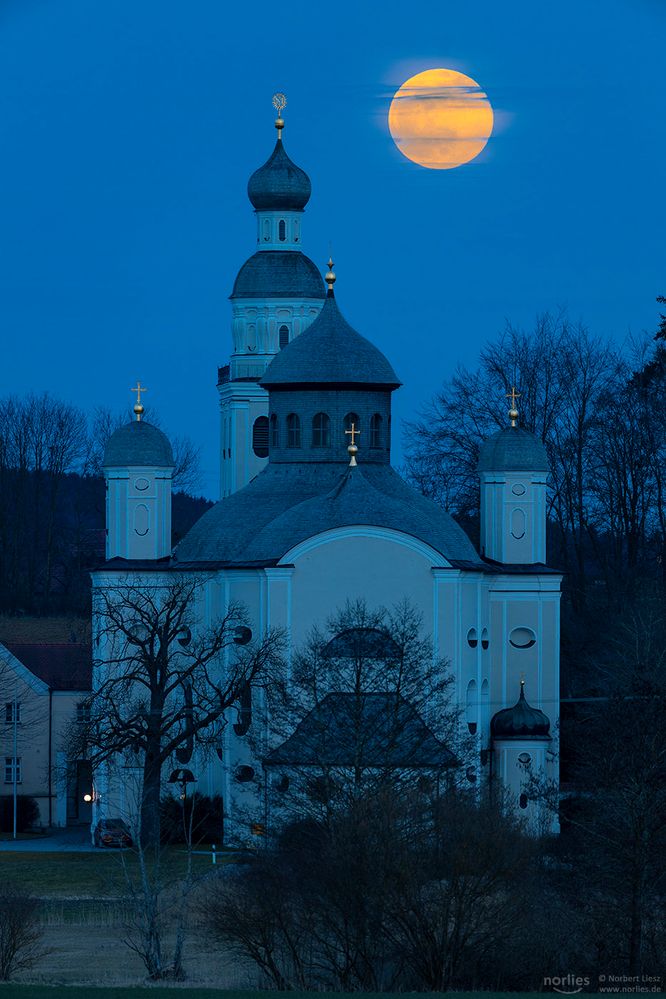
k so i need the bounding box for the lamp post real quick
[168,768,196,844]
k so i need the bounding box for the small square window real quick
[4,757,21,784]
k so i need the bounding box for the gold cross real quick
[345,423,360,447]
[506,385,520,408]
[131,382,147,422]
[131,381,147,406]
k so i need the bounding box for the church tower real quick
[477,390,549,564]
[219,95,326,498]
[102,386,175,560]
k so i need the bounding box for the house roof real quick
[263,692,458,769]
[4,643,92,692]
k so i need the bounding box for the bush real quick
[0,883,46,980]
[0,795,40,833]
[160,793,224,845]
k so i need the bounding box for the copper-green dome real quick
[260,292,401,389]
[247,139,311,212]
[491,683,551,740]
[102,421,174,468]
[477,426,549,473]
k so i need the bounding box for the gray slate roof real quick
[175,462,481,566]
[477,426,549,473]
[231,251,326,301]
[103,421,174,468]
[261,292,401,388]
[247,138,311,211]
[264,692,457,769]
[491,683,551,740]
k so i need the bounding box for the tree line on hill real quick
[405,297,666,697]
[0,394,210,616]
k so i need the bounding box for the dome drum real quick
[266,388,392,465]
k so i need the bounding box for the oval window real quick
[134,504,149,537]
[509,627,537,650]
[466,628,478,649]
[511,508,526,540]
[481,627,489,651]
[134,477,149,491]
[512,483,526,496]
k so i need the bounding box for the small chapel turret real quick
[218,95,326,499]
[102,384,175,561]
[477,389,549,564]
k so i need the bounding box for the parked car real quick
[93,818,133,848]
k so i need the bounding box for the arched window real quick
[287,413,301,448]
[270,413,279,448]
[279,324,289,349]
[312,412,331,447]
[278,219,286,241]
[262,218,270,242]
[252,416,269,458]
[370,413,382,448]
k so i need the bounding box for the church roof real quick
[103,421,174,468]
[260,292,401,388]
[175,462,481,566]
[231,250,326,301]
[263,692,457,769]
[491,682,551,740]
[247,138,312,211]
[477,426,549,473]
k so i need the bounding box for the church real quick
[92,99,561,841]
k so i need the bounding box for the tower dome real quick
[261,286,401,389]
[477,426,549,473]
[247,140,312,212]
[103,421,174,468]
[491,682,551,740]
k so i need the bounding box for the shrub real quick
[0,795,40,833]
[0,883,46,980]
[160,793,224,845]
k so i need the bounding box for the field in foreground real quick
[0,849,220,895]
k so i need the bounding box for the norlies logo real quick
[544,974,591,994]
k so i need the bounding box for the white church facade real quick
[92,104,561,842]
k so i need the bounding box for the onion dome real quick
[247,139,312,212]
[491,681,551,740]
[103,421,174,468]
[231,250,325,301]
[261,285,401,389]
[477,427,549,473]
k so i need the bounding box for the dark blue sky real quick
[1,0,664,497]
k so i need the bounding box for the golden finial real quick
[131,381,147,422]
[325,257,336,292]
[272,93,287,138]
[345,422,360,467]
[506,385,520,428]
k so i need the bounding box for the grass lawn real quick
[0,849,220,896]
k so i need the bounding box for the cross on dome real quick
[131,381,147,422]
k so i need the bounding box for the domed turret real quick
[248,141,312,212]
[477,387,550,564]
[491,681,551,740]
[103,386,174,561]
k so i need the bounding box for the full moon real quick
[388,68,494,170]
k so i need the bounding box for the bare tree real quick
[74,576,284,847]
[0,884,48,981]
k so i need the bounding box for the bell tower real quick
[218,94,326,498]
